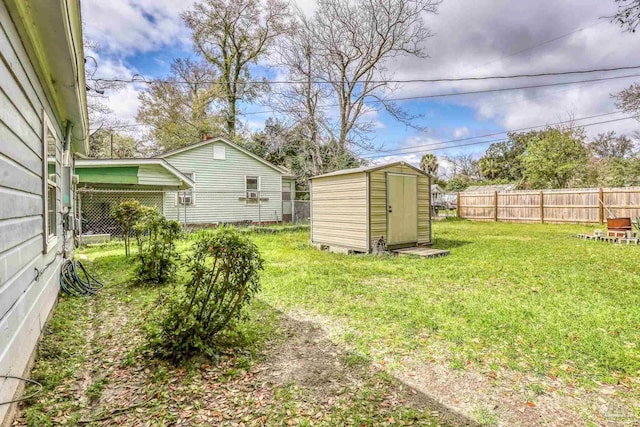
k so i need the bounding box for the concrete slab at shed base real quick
[393,247,450,258]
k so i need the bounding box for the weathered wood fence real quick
[457,187,640,224]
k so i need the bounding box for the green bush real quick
[112,200,145,257]
[133,208,182,285]
[150,227,264,361]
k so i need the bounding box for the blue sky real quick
[82,0,640,174]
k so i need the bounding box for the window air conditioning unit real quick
[179,193,193,205]
[247,191,259,200]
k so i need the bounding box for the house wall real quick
[0,2,66,422]
[369,164,431,247]
[311,173,368,251]
[162,142,284,224]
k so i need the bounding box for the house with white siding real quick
[0,1,88,424]
[156,136,296,225]
[76,136,297,229]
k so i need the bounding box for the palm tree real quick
[420,153,438,176]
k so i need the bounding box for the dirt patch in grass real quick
[284,307,639,427]
[258,315,477,426]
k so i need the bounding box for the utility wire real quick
[363,111,625,157]
[365,115,640,158]
[104,73,639,131]
[239,73,640,116]
[87,64,640,86]
[466,21,605,72]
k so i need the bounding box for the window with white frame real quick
[44,118,59,250]
[178,172,195,205]
[245,176,260,203]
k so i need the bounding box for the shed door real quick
[386,174,418,246]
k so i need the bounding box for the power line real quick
[239,73,640,116]
[363,111,624,157]
[364,115,639,158]
[466,21,605,72]
[105,72,639,132]
[87,64,640,86]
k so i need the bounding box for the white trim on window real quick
[43,113,58,253]
[176,171,196,206]
[244,175,260,204]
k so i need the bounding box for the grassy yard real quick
[16,220,640,426]
[256,221,640,386]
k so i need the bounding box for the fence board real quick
[458,187,640,224]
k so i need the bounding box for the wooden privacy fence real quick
[457,187,640,224]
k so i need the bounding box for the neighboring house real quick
[464,184,516,193]
[155,136,296,225]
[75,159,194,236]
[75,137,297,229]
[431,184,445,207]
[0,1,88,424]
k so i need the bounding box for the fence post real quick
[456,192,461,218]
[494,191,498,222]
[540,191,544,223]
[598,187,604,224]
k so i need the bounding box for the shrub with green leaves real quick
[133,208,182,285]
[151,227,264,361]
[113,199,145,257]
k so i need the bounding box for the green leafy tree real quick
[478,132,531,181]
[89,128,141,158]
[134,209,182,285]
[419,154,438,176]
[150,228,263,361]
[137,58,224,153]
[520,127,589,189]
[113,200,145,257]
[182,0,291,137]
[243,119,363,192]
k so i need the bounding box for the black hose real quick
[0,375,43,405]
[59,259,104,296]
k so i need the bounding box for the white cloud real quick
[453,126,469,138]
[82,0,195,55]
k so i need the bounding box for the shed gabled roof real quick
[311,161,428,179]
[154,136,295,178]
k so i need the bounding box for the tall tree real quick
[419,153,438,176]
[89,128,142,159]
[612,0,640,31]
[310,0,439,150]
[520,126,589,189]
[182,0,291,137]
[137,58,224,153]
[478,132,532,181]
[270,9,329,175]
[588,131,636,159]
[244,118,363,191]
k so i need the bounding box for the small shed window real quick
[178,172,195,205]
[213,145,226,160]
[245,176,260,203]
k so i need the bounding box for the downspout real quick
[62,122,74,258]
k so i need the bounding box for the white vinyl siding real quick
[162,142,284,224]
[0,2,66,422]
